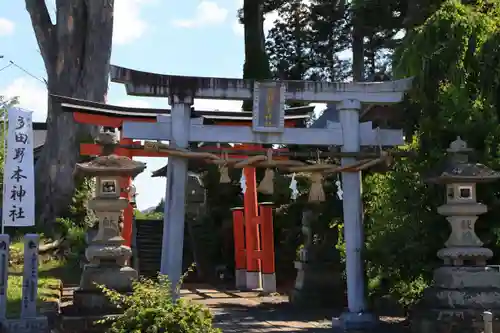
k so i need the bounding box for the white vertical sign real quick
[2,108,35,227]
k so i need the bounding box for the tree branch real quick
[25,0,55,71]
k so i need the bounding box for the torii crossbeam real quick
[97,66,413,330]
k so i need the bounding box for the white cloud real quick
[0,18,14,36]
[0,78,47,122]
[172,1,228,28]
[113,0,152,45]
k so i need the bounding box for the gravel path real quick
[181,286,410,333]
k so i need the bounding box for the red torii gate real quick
[54,95,313,291]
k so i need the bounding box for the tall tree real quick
[266,0,351,84]
[25,1,114,231]
[350,0,365,81]
[267,1,313,81]
[240,0,272,110]
[308,0,351,81]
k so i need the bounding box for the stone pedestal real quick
[74,264,137,313]
[412,266,500,333]
[411,137,500,333]
[290,261,344,307]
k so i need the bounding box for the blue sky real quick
[0,0,325,210]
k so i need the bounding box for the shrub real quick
[98,274,221,333]
[54,218,87,263]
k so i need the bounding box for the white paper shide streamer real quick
[335,177,343,200]
[2,108,35,227]
[239,171,246,194]
[289,173,298,200]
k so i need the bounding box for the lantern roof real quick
[75,154,146,178]
[75,131,146,177]
[427,137,500,184]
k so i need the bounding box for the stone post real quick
[21,234,39,319]
[0,234,9,320]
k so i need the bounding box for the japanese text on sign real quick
[252,81,285,133]
[2,108,35,227]
[21,235,38,319]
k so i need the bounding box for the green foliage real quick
[50,175,95,240]
[363,142,444,305]
[362,0,500,306]
[54,217,87,263]
[98,273,220,333]
[266,0,351,83]
[68,177,96,227]
[135,210,164,220]
[154,199,165,213]
[135,199,165,220]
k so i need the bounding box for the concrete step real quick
[53,314,119,333]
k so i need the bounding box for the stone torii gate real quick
[110,65,412,329]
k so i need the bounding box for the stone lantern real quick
[412,137,500,333]
[73,131,146,312]
[290,202,344,308]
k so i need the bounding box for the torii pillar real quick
[160,96,191,292]
[335,99,374,328]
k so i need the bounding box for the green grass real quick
[5,240,81,318]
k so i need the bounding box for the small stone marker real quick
[21,234,39,319]
[484,311,493,333]
[2,317,49,333]
[0,234,10,320]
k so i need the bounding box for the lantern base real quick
[79,263,138,292]
[289,261,344,308]
[411,308,500,333]
[85,244,132,265]
[411,266,500,333]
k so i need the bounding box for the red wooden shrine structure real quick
[54,95,313,290]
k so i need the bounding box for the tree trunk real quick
[25,0,114,232]
[352,14,364,82]
[242,0,271,111]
